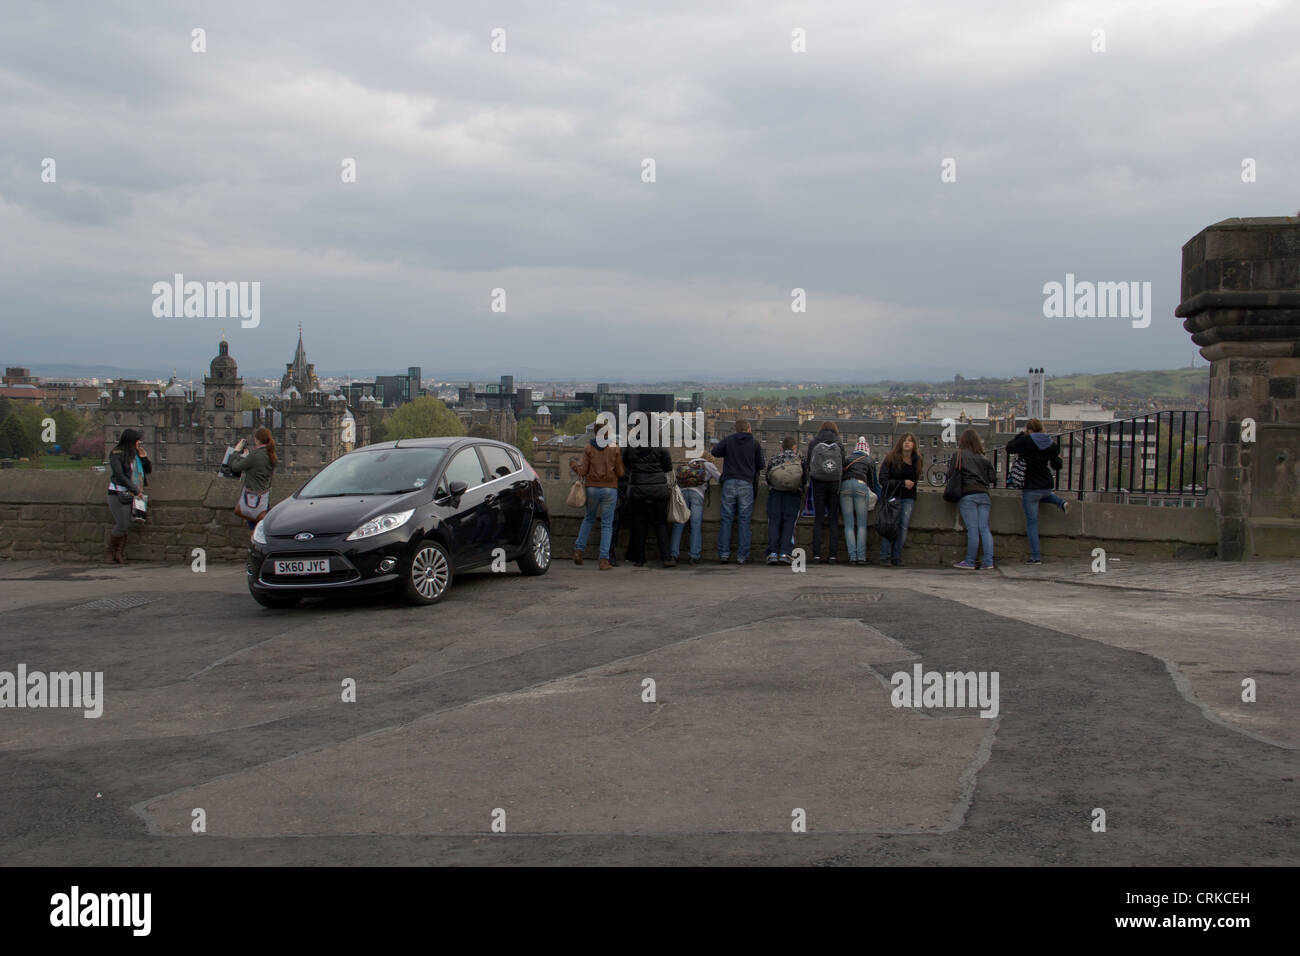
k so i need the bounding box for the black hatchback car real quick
[247,438,550,608]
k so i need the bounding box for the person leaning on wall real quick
[105,428,151,564]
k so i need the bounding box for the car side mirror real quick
[449,480,468,498]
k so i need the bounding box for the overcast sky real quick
[2,0,1297,382]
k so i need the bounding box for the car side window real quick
[480,445,517,480]
[439,448,487,495]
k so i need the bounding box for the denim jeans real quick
[810,480,840,559]
[575,486,618,560]
[879,498,915,561]
[718,479,755,560]
[670,487,706,559]
[958,492,994,567]
[839,478,873,561]
[766,489,801,557]
[1021,488,1066,560]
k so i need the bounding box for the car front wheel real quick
[404,541,453,605]
[517,520,551,576]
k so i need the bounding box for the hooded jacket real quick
[710,431,765,485]
[1006,432,1063,491]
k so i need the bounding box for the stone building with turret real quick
[101,333,369,475]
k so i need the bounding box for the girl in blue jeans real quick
[878,433,921,566]
[948,430,997,570]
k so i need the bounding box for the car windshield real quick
[298,447,447,497]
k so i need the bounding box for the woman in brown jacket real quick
[569,423,625,570]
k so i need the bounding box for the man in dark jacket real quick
[711,419,765,564]
[1006,418,1071,564]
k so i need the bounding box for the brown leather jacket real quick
[571,441,625,488]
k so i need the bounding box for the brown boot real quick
[599,558,612,570]
[573,550,584,566]
[109,534,126,565]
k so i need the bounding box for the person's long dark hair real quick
[958,428,985,455]
[113,428,143,461]
[885,432,923,472]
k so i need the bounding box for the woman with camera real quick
[228,427,278,534]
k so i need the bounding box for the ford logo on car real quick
[295,532,313,540]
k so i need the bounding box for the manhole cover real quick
[72,593,160,611]
[794,592,884,603]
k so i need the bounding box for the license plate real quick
[274,559,330,575]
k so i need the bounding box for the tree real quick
[560,410,599,435]
[70,434,103,460]
[13,404,46,454]
[0,415,32,458]
[516,417,534,456]
[241,392,262,411]
[377,397,465,441]
[50,408,86,449]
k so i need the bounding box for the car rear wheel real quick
[517,520,551,576]
[404,541,453,605]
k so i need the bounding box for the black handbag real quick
[943,452,965,503]
[876,484,903,541]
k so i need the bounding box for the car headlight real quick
[252,520,267,545]
[346,510,415,541]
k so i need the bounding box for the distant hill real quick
[1042,368,1208,405]
[702,368,1209,409]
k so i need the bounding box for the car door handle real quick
[483,494,497,505]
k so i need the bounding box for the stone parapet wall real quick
[0,470,309,563]
[0,471,1222,566]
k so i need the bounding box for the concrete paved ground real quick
[0,556,1295,865]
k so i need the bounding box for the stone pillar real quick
[1176,217,1300,559]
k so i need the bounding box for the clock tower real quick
[203,336,244,456]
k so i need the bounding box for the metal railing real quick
[989,411,1210,503]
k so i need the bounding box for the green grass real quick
[11,455,103,470]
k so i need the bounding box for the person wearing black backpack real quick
[805,422,844,563]
[1006,418,1070,564]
